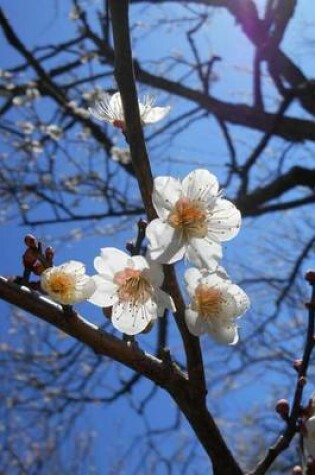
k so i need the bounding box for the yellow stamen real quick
[168,197,208,239]
[194,283,222,320]
[114,268,153,304]
[46,271,76,301]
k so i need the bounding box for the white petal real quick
[109,92,124,120]
[182,169,219,201]
[88,275,118,307]
[143,256,164,287]
[152,176,182,219]
[184,267,202,298]
[146,219,185,264]
[201,271,227,289]
[215,289,238,321]
[94,256,115,278]
[61,260,85,275]
[98,247,129,274]
[208,199,241,242]
[208,320,239,345]
[129,255,150,272]
[185,308,207,336]
[185,237,222,269]
[74,278,96,301]
[227,284,250,316]
[89,93,112,122]
[155,288,176,315]
[142,106,171,124]
[111,299,157,335]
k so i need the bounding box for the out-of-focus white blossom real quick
[146,169,241,268]
[18,121,35,135]
[68,101,89,118]
[89,91,171,129]
[41,124,63,141]
[0,69,13,79]
[110,147,132,165]
[41,261,96,305]
[69,5,82,20]
[89,248,175,335]
[26,87,40,100]
[184,266,250,345]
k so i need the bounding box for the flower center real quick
[113,119,126,130]
[47,272,76,300]
[114,268,153,304]
[194,283,222,320]
[168,197,208,239]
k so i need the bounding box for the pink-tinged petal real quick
[146,219,185,264]
[208,320,239,345]
[97,247,129,274]
[186,237,222,269]
[155,288,176,315]
[142,106,171,124]
[88,275,118,307]
[208,199,241,242]
[185,308,207,336]
[182,169,219,202]
[111,299,157,335]
[152,176,182,219]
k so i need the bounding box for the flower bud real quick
[138,218,147,231]
[306,271,315,284]
[293,359,302,372]
[24,234,38,248]
[32,259,45,275]
[23,248,39,269]
[299,376,307,387]
[292,466,302,475]
[45,246,54,264]
[275,399,290,418]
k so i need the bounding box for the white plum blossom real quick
[89,91,171,130]
[18,121,35,135]
[110,146,132,165]
[184,266,250,345]
[41,261,96,305]
[146,169,241,268]
[41,124,63,141]
[88,248,175,335]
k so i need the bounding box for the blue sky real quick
[0,1,315,473]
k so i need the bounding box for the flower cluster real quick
[145,168,250,344]
[40,90,249,342]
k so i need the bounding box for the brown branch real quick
[108,3,243,473]
[237,166,315,215]
[248,274,315,475]
[0,276,182,387]
[79,12,315,143]
[130,0,315,117]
